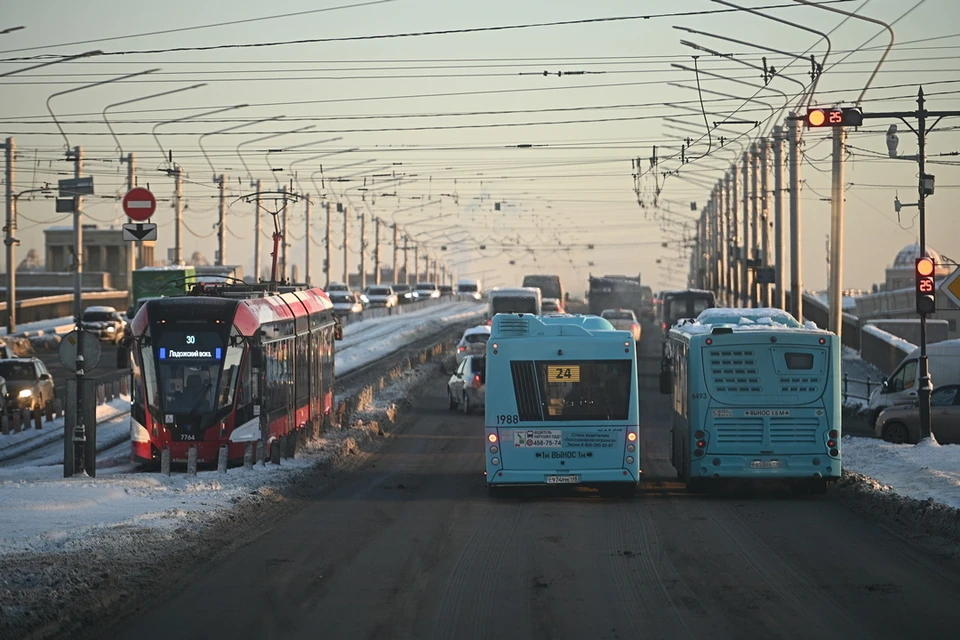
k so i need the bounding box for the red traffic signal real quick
[805,107,863,128]
[915,257,936,314]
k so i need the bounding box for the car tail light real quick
[472,374,482,388]
[458,346,467,352]
[631,323,638,331]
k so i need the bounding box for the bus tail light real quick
[488,433,497,443]
[694,430,705,440]
[627,432,637,442]
[829,430,839,439]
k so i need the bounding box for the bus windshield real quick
[492,296,538,315]
[517,359,633,421]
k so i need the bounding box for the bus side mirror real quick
[116,346,129,369]
[659,369,673,395]
[250,347,263,369]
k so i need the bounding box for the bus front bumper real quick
[689,453,841,480]
[486,468,639,486]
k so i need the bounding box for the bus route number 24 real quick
[497,415,520,425]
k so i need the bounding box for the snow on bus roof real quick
[670,307,832,334]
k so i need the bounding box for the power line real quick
[1,1,856,60]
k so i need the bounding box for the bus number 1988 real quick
[497,415,519,425]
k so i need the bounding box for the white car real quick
[364,285,398,308]
[601,308,642,342]
[330,291,363,315]
[456,325,491,364]
[414,282,441,299]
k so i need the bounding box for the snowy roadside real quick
[0,341,448,640]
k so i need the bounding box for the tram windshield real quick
[140,324,243,422]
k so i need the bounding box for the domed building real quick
[883,243,950,291]
[855,242,958,342]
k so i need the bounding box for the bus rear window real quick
[785,352,814,370]
[510,360,632,421]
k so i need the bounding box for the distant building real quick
[855,243,959,339]
[44,224,155,293]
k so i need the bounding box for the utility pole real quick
[728,168,739,308]
[172,165,184,267]
[391,224,398,285]
[749,144,760,307]
[304,194,311,285]
[860,87,960,441]
[124,153,140,291]
[373,217,381,285]
[280,184,288,281]
[759,138,771,308]
[253,179,261,280]
[4,137,16,334]
[216,174,226,266]
[342,204,349,284]
[788,113,803,322]
[412,244,418,283]
[403,234,410,285]
[772,127,786,311]
[718,179,728,305]
[358,212,366,290]
[828,128,845,339]
[71,145,86,477]
[741,153,750,307]
[324,201,331,288]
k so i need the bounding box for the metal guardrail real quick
[842,373,880,404]
[0,291,131,327]
[338,296,464,325]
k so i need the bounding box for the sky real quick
[1,0,959,295]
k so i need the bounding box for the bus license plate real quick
[750,460,781,469]
[546,475,581,484]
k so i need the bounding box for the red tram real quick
[127,282,340,466]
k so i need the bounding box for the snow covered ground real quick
[0,301,485,557]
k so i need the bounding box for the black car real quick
[439,285,454,297]
[0,358,55,412]
[392,283,419,304]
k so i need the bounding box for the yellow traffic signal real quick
[805,107,863,128]
[915,257,936,314]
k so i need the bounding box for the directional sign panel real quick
[940,266,960,310]
[58,176,94,197]
[122,222,158,242]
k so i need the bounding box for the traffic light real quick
[915,257,936,314]
[805,107,863,128]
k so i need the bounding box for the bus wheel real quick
[448,391,458,411]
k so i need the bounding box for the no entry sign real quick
[122,187,156,221]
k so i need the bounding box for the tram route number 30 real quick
[186,335,196,344]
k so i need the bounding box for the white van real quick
[867,339,960,423]
[487,287,541,320]
[457,278,482,301]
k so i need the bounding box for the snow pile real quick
[841,436,960,510]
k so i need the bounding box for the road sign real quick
[58,330,102,373]
[58,176,94,197]
[55,198,75,213]
[122,187,156,221]
[940,265,960,310]
[122,222,158,242]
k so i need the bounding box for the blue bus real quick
[484,314,640,497]
[661,308,841,493]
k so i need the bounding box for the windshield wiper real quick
[187,381,213,417]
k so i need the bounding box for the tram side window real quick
[296,334,309,404]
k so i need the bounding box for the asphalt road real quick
[98,327,960,640]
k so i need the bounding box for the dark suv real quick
[0,358,55,413]
[81,306,127,344]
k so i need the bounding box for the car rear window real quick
[83,311,115,322]
[0,362,35,380]
[471,357,486,382]
[368,288,390,295]
[603,312,634,320]
[465,334,488,344]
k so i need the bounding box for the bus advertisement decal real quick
[514,429,562,448]
[563,430,621,449]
